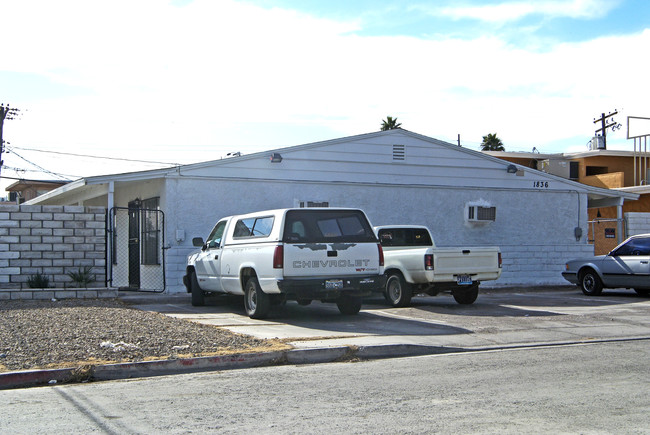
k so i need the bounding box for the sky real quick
[1,0,650,193]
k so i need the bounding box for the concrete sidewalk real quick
[3,286,649,390]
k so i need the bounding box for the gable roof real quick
[28,129,638,205]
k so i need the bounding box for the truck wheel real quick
[384,272,412,307]
[453,284,479,304]
[580,269,603,296]
[336,295,362,315]
[190,271,205,306]
[244,277,270,319]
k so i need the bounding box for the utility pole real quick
[0,104,21,179]
[593,110,621,149]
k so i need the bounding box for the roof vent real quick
[393,144,405,161]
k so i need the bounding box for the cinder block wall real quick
[0,204,107,289]
[625,212,650,236]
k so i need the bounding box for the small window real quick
[569,161,579,179]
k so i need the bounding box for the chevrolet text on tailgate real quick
[375,225,502,307]
[184,208,385,318]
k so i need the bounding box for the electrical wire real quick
[8,145,180,166]
[5,149,72,181]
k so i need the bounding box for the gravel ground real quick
[0,298,288,373]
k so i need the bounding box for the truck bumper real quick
[277,274,386,300]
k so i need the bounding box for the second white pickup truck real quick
[375,225,502,307]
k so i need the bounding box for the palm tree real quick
[481,133,505,151]
[380,116,402,131]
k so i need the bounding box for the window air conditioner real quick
[468,205,496,222]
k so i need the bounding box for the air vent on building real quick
[393,144,405,161]
[468,205,496,222]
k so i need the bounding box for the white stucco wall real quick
[162,177,594,292]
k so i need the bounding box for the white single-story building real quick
[27,129,638,293]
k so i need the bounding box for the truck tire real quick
[384,272,412,307]
[190,271,205,306]
[244,276,270,319]
[453,284,479,304]
[336,295,362,315]
[580,269,603,296]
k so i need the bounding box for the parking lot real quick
[124,286,650,352]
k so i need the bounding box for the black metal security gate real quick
[108,206,166,292]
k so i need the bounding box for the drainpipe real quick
[617,197,624,244]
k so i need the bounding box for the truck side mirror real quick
[192,237,205,247]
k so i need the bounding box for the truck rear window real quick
[378,228,433,247]
[283,210,377,243]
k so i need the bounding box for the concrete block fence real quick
[0,204,113,299]
[625,212,650,237]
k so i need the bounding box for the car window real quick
[378,228,432,247]
[233,217,275,238]
[206,220,226,249]
[283,210,376,243]
[612,237,650,256]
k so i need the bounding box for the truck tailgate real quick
[434,247,500,275]
[283,243,381,277]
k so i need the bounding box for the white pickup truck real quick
[184,208,386,318]
[375,225,502,307]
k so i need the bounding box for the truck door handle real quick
[641,260,648,264]
[214,255,219,260]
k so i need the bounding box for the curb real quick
[3,337,649,390]
[0,344,456,390]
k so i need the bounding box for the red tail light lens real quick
[498,252,502,268]
[377,243,384,267]
[425,254,434,270]
[273,245,284,269]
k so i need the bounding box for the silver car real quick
[562,234,650,296]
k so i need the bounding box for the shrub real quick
[67,266,96,288]
[27,272,51,289]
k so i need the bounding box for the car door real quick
[600,237,650,288]
[194,220,227,291]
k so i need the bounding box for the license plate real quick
[456,275,472,285]
[325,279,343,290]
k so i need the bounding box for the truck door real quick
[194,220,226,291]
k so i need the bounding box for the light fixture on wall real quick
[506,164,517,174]
[270,153,283,163]
[596,209,602,218]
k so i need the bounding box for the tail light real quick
[377,243,384,267]
[273,245,284,269]
[498,252,503,268]
[425,254,434,270]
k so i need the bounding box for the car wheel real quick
[336,295,362,315]
[634,288,650,297]
[580,269,603,296]
[384,272,412,307]
[244,276,270,319]
[453,284,479,304]
[190,271,205,306]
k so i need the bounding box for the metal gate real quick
[108,206,166,292]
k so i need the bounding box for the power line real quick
[7,149,71,181]
[8,145,180,166]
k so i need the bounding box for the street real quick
[1,339,649,434]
